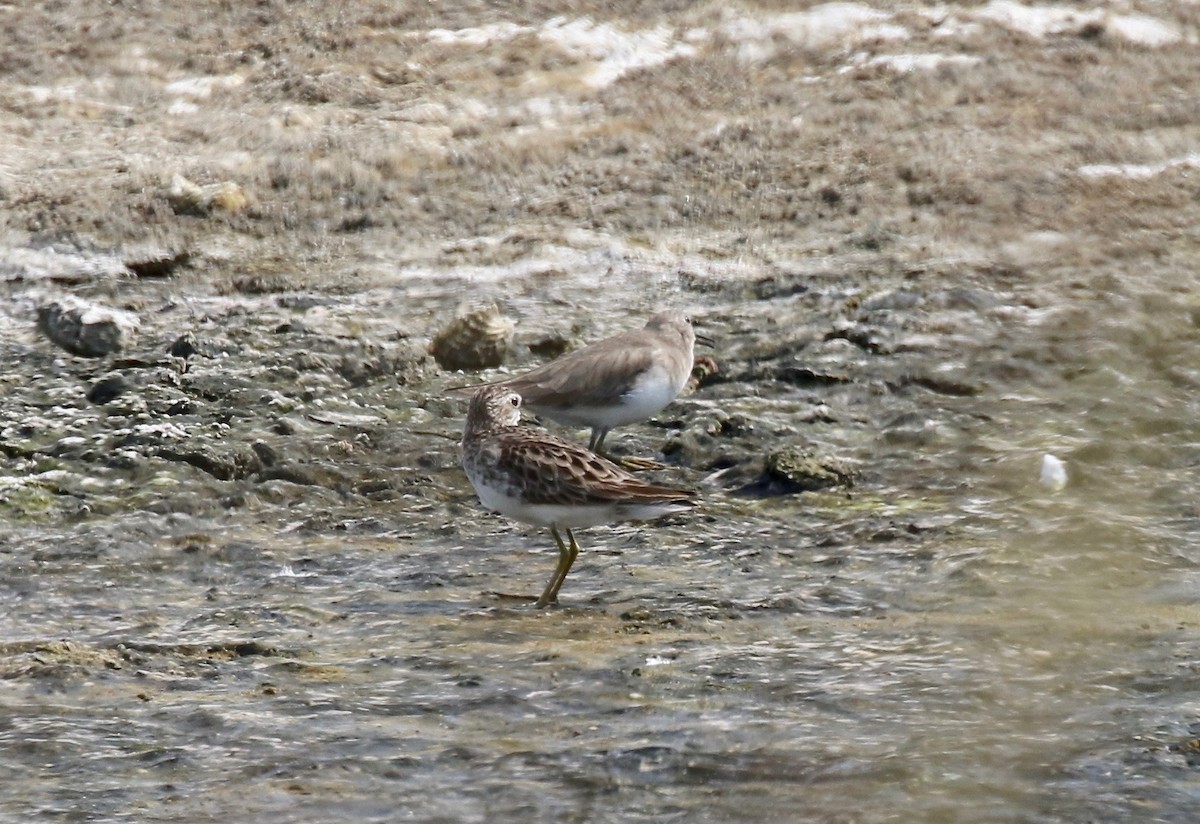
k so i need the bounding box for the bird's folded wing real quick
[511,340,655,408]
[494,431,692,506]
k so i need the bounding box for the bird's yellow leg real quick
[535,526,574,608]
[542,528,581,606]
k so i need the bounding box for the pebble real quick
[761,445,855,494]
[124,251,192,278]
[1040,454,1068,490]
[36,296,135,357]
[87,373,130,405]
[167,173,250,216]
[429,304,514,370]
[169,332,199,359]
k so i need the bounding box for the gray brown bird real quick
[450,310,709,454]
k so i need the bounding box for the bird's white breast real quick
[550,363,682,429]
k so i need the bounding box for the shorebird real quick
[461,385,696,608]
[450,310,709,455]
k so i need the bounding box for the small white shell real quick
[1040,454,1068,491]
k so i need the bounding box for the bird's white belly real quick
[544,366,683,429]
[474,482,605,528]
[469,474,685,529]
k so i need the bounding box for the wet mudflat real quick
[3,2,1200,822]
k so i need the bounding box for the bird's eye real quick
[509,396,520,407]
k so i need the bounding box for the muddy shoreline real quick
[3,2,1200,822]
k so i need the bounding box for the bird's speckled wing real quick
[489,429,694,507]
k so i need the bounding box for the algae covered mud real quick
[3,1,1200,821]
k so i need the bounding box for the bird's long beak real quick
[695,332,715,347]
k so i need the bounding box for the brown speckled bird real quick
[461,385,696,608]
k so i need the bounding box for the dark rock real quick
[124,251,192,278]
[527,333,571,360]
[87,373,130,405]
[105,451,140,470]
[335,213,376,232]
[37,298,131,357]
[165,399,195,416]
[254,465,321,486]
[277,295,332,310]
[765,446,853,491]
[110,357,159,369]
[250,440,279,467]
[156,445,262,480]
[738,445,854,496]
[825,320,893,354]
[169,333,198,359]
[773,364,851,386]
[906,375,982,397]
[750,274,810,301]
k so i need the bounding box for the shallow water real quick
[3,0,1200,818]
[3,257,1200,823]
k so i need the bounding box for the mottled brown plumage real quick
[461,385,696,607]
